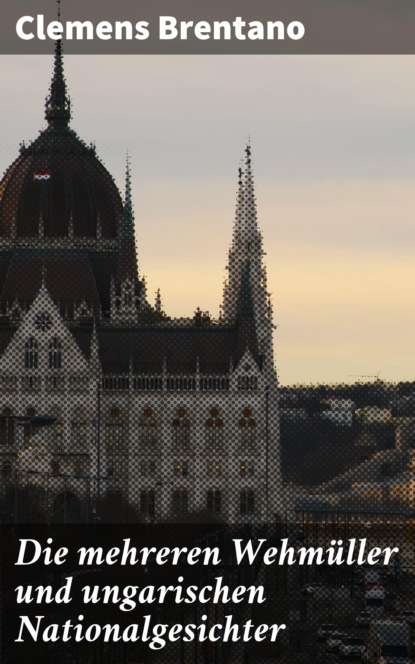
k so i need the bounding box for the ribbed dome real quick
[0,130,122,239]
[0,42,122,240]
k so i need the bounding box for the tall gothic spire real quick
[118,156,138,282]
[223,143,275,369]
[45,39,71,128]
[223,143,264,321]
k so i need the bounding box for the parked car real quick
[339,636,366,659]
[326,631,348,653]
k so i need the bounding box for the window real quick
[207,489,221,514]
[237,376,258,391]
[174,461,189,478]
[25,337,38,369]
[106,407,124,451]
[173,489,188,516]
[172,408,190,449]
[48,337,62,369]
[207,461,222,478]
[140,490,155,518]
[239,408,257,450]
[106,422,123,450]
[239,461,255,478]
[240,489,255,515]
[205,408,224,451]
[138,408,158,449]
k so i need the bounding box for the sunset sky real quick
[1,54,415,385]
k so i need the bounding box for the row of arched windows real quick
[24,337,62,369]
[106,407,258,450]
[138,488,255,518]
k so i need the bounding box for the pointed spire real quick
[45,39,71,128]
[118,155,139,283]
[68,212,74,239]
[155,288,162,314]
[121,155,135,239]
[222,142,268,330]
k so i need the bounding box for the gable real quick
[0,285,90,374]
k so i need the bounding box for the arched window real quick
[172,408,190,450]
[205,407,224,451]
[239,408,257,450]
[106,407,123,451]
[240,489,255,515]
[24,337,38,369]
[138,408,158,449]
[48,337,62,369]
[207,489,221,514]
[140,490,155,518]
[173,489,188,516]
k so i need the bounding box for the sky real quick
[1,54,415,386]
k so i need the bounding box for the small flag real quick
[33,171,51,181]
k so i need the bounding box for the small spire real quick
[122,155,135,238]
[118,155,139,283]
[155,288,162,314]
[68,212,74,238]
[45,39,71,128]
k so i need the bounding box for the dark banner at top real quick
[2,0,415,55]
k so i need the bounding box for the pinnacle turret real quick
[45,40,71,128]
[121,156,136,239]
[118,156,139,282]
